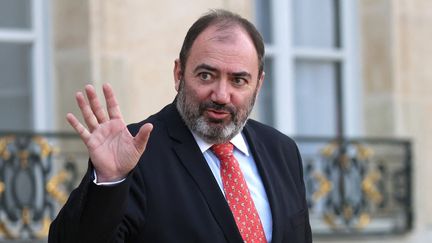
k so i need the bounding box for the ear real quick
[173,59,183,91]
[256,71,265,93]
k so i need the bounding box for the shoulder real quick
[245,119,296,147]
[244,119,304,182]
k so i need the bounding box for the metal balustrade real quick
[295,137,412,237]
[0,133,413,241]
[0,132,86,241]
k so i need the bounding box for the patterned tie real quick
[211,143,267,243]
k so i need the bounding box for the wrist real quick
[94,169,127,183]
[93,170,126,185]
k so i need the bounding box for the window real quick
[254,0,361,137]
[0,0,52,131]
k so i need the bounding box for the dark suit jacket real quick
[49,103,312,243]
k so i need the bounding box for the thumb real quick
[134,123,153,154]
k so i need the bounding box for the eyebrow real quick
[193,64,218,73]
[193,63,252,79]
[231,71,252,79]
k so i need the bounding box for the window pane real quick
[0,43,31,91]
[0,42,32,130]
[293,0,339,48]
[254,58,274,126]
[255,0,272,44]
[294,60,338,136]
[0,0,31,29]
[0,96,31,130]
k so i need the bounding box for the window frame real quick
[255,0,361,137]
[0,0,52,131]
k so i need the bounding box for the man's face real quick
[174,25,264,144]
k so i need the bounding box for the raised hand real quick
[66,84,153,183]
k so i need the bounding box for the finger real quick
[134,123,153,154]
[76,92,99,132]
[66,113,91,143]
[85,84,108,123]
[103,83,123,120]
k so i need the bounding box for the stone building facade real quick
[1,0,432,242]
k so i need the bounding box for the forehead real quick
[186,24,259,73]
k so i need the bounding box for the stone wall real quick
[360,0,432,242]
[52,0,92,132]
[361,0,395,136]
[393,0,432,238]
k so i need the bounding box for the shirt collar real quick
[192,132,250,156]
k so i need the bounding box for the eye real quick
[199,72,212,81]
[232,77,247,86]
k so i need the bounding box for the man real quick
[49,9,312,243]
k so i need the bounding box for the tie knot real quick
[211,143,234,160]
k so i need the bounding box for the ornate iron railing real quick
[0,132,412,241]
[295,137,412,237]
[0,132,86,242]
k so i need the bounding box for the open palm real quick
[67,84,153,182]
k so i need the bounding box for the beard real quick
[176,79,258,144]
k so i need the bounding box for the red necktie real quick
[211,143,267,243]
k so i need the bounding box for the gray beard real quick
[176,80,257,144]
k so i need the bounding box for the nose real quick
[211,80,230,104]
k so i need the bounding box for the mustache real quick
[199,101,236,116]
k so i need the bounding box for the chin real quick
[205,116,232,125]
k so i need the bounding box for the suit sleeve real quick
[48,166,134,243]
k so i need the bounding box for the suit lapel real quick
[162,104,243,243]
[243,123,284,243]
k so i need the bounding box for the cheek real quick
[231,91,253,108]
[193,89,209,101]
[186,83,212,102]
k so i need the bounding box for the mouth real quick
[205,108,230,121]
